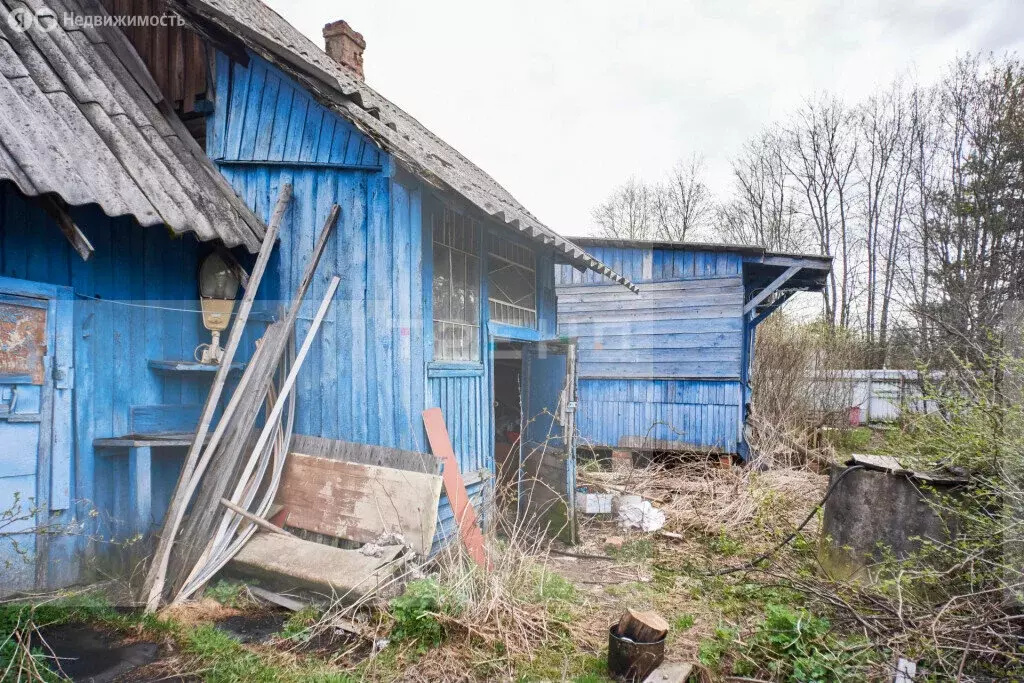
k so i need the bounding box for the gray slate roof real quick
[0,0,265,251]
[169,0,638,291]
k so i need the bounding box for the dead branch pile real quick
[580,462,827,537]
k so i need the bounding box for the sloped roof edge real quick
[168,0,638,292]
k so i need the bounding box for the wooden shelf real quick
[148,359,245,374]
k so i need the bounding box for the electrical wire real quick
[706,465,865,576]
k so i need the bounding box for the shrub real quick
[388,579,455,651]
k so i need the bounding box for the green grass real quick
[612,538,655,562]
[204,580,250,608]
[830,426,873,454]
[697,603,880,681]
[182,625,357,683]
[673,613,695,631]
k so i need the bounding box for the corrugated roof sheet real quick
[0,0,265,251]
[168,0,638,291]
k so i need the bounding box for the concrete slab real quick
[642,661,694,683]
[230,533,406,602]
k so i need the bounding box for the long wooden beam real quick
[141,183,292,612]
[743,265,800,315]
[161,203,341,603]
[41,197,94,261]
[750,290,797,327]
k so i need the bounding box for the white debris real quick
[359,531,407,557]
[576,492,614,514]
[617,499,666,532]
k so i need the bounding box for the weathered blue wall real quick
[209,52,568,546]
[0,181,270,591]
[209,51,431,453]
[556,246,748,453]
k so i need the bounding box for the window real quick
[432,207,481,361]
[488,234,537,328]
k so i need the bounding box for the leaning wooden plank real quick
[289,434,442,474]
[218,498,292,537]
[159,204,341,605]
[230,533,406,602]
[171,276,341,603]
[422,408,488,567]
[142,183,292,611]
[277,453,442,555]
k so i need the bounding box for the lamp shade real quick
[199,253,240,300]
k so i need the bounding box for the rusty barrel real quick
[607,624,665,682]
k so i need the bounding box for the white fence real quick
[825,370,938,424]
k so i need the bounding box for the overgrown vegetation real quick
[699,604,878,681]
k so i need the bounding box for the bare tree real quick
[720,127,804,252]
[854,81,915,365]
[921,55,1024,364]
[652,154,714,242]
[783,95,858,327]
[591,176,656,240]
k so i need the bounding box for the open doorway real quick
[492,339,578,543]
[493,341,523,515]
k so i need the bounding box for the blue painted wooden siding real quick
[0,182,266,586]
[576,379,741,452]
[556,246,741,286]
[210,52,430,454]
[556,246,747,452]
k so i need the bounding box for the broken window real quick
[432,207,481,361]
[488,234,537,328]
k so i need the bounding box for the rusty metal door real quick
[0,291,55,593]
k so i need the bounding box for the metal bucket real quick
[607,624,666,682]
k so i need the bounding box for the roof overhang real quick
[166,0,638,291]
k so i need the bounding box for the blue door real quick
[520,340,578,542]
[0,278,73,594]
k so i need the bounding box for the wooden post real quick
[128,446,152,538]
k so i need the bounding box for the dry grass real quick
[580,461,827,539]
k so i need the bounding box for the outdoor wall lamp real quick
[196,252,240,364]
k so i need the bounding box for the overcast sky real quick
[266,0,1023,237]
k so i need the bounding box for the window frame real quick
[430,204,483,363]
[486,232,538,330]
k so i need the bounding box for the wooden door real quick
[519,340,578,542]
[0,279,73,594]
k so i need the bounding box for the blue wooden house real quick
[0,0,633,594]
[556,238,831,458]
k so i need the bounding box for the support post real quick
[743,265,800,315]
[128,446,152,538]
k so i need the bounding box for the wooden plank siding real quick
[0,182,270,586]
[209,52,561,547]
[209,52,426,454]
[556,246,748,453]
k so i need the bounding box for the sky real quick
[266,0,1024,238]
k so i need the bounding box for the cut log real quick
[618,609,669,643]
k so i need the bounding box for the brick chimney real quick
[323,20,366,80]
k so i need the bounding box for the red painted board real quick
[422,407,488,568]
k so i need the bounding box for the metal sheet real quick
[0,301,47,385]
